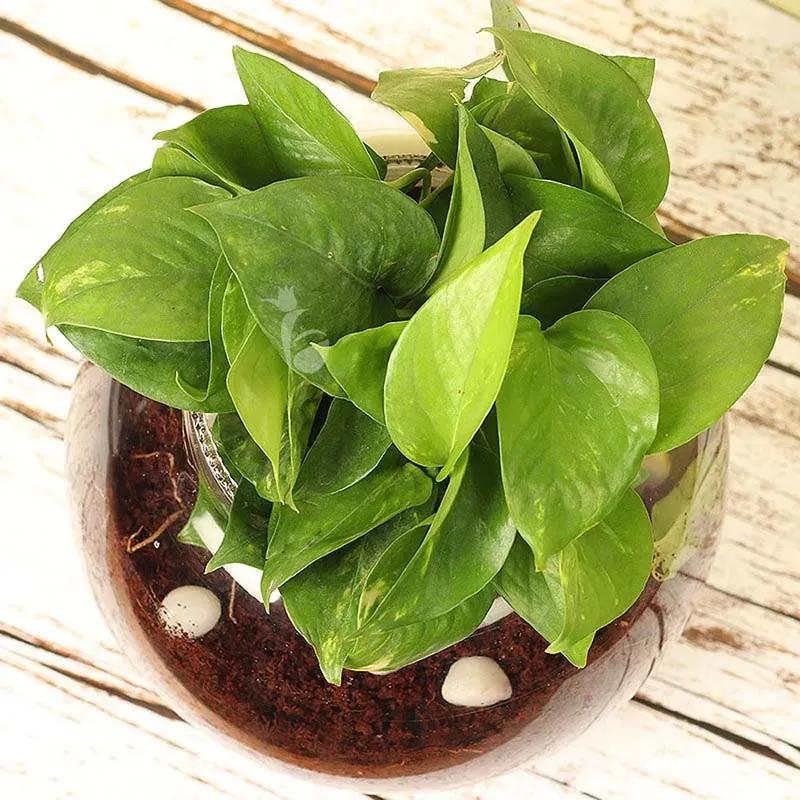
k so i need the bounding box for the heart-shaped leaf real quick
[497,312,659,564]
[281,504,433,684]
[609,55,656,97]
[360,439,515,630]
[481,125,541,178]
[371,53,504,167]
[427,104,514,292]
[386,213,537,475]
[151,145,223,187]
[494,536,593,666]
[492,29,669,218]
[506,176,672,288]
[155,104,277,192]
[262,451,432,593]
[314,321,406,423]
[42,177,229,341]
[490,0,531,80]
[587,234,789,451]
[220,272,256,363]
[549,489,653,652]
[295,399,391,496]
[195,175,439,392]
[345,586,495,674]
[213,413,275,500]
[234,48,377,179]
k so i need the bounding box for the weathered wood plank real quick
[0,636,366,800]
[0,0,395,122]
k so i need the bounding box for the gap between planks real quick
[0,16,204,111]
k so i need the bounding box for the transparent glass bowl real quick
[65,130,728,791]
[67,364,726,792]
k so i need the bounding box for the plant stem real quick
[387,167,431,193]
[419,173,454,209]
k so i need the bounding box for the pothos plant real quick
[19,0,788,684]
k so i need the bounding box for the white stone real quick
[158,585,221,639]
[441,656,513,708]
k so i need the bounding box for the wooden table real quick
[1,1,799,797]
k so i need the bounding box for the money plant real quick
[18,0,788,684]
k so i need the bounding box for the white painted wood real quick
[1,0,799,796]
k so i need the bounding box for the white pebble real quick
[158,585,221,639]
[441,656,513,708]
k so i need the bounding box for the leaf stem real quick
[419,173,454,209]
[387,167,431,193]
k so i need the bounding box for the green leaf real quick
[364,142,388,179]
[521,275,605,327]
[549,490,653,652]
[195,175,439,392]
[220,272,256,363]
[467,76,508,111]
[213,413,276,500]
[295,399,391,495]
[497,312,659,564]
[233,47,377,179]
[175,255,233,411]
[314,321,406,423]
[177,477,227,549]
[61,327,222,412]
[490,0,531,80]
[650,421,727,580]
[154,104,277,192]
[492,29,669,218]
[262,451,432,593]
[385,213,537,475]
[360,439,514,630]
[42,177,229,341]
[17,170,151,312]
[609,55,656,98]
[371,53,504,167]
[357,523,430,626]
[227,325,289,493]
[226,325,320,506]
[505,177,672,287]
[206,481,270,571]
[427,105,514,292]
[481,125,540,178]
[587,235,789,452]
[151,145,223,187]
[494,536,592,666]
[345,586,495,673]
[281,504,433,684]
[480,83,580,184]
